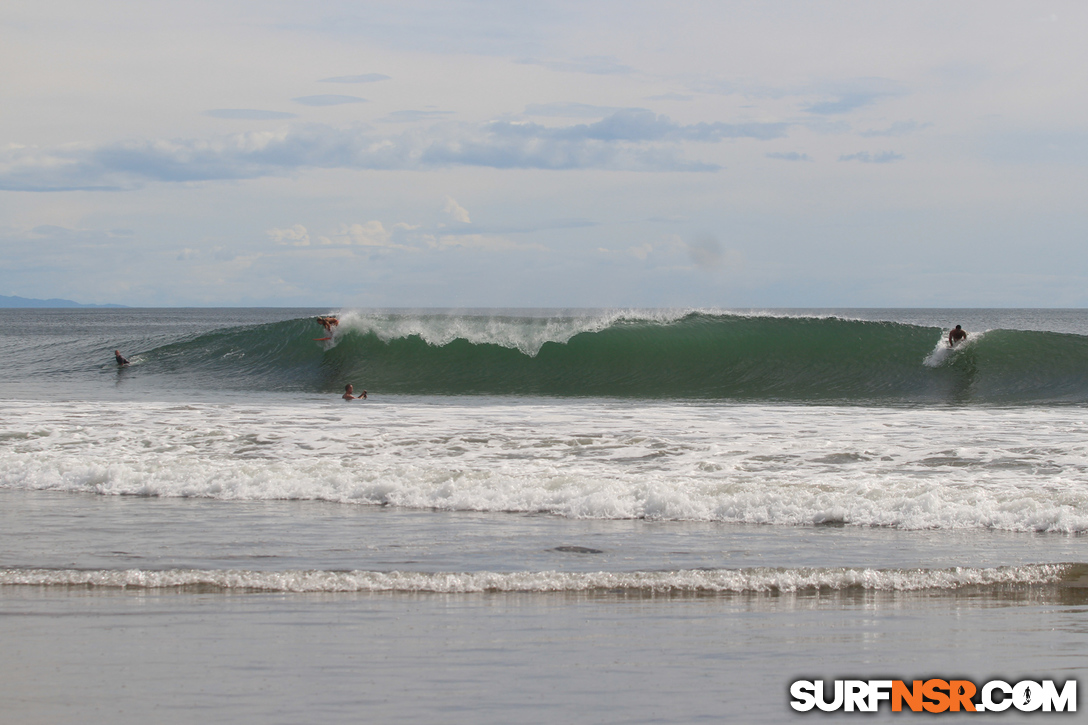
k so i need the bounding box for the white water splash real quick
[332,308,697,356]
[923,329,989,367]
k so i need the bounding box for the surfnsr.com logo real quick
[789,679,1077,713]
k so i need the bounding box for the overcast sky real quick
[2,1,1086,307]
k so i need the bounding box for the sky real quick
[2,0,1087,308]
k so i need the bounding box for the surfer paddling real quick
[342,384,367,400]
[114,350,130,366]
[948,325,967,348]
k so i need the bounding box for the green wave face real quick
[138,312,1088,403]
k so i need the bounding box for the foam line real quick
[0,564,1075,593]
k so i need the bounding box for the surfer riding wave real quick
[948,325,967,348]
[314,316,339,342]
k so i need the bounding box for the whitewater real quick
[4,398,1088,533]
[2,307,1087,723]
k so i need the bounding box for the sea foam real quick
[3,399,1088,533]
[0,563,1074,593]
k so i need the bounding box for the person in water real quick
[342,384,367,400]
[317,316,339,333]
[114,350,129,366]
[948,325,967,347]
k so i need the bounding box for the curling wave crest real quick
[54,310,1088,402]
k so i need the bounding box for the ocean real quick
[1,307,1086,723]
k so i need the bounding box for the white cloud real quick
[596,242,661,261]
[516,55,635,75]
[687,236,722,269]
[680,236,743,272]
[292,95,369,107]
[523,103,624,118]
[266,224,311,246]
[858,121,930,138]
[765,151,811,162]
[444,197,471,223]
[333,221,394,247]
[839,151,905,164]
[429,233,546,252]
[0,110,795,190]
[258,213,547,258]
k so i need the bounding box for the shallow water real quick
[3,584,1086,724]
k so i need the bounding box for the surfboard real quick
[314,337,332,341]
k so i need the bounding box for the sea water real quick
[1,308,1086,723]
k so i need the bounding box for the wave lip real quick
[333,308,697,356]
[1,564,1078,594]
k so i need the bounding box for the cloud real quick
[765,151,811,162]
[597,234,741,268]
[319,74,391,84]
[299,220,422,252]
[416,114,730,170]
[490,108,788,143]
[687,236,722,268]
[801,78,906,115]
[646,93,693,101]
[839,151,904,163]
[23,224,132,243]
[274,213,551,257]
[453,218,596,234]
[205,109,298,120]
[267,224,310,246]
[859,121,929,138]
[524,103,624,118]
[333,221,395,247]
[292,95,369,106]
[803,92,885,115]
[596,242,661,261]
[423,233,544,252]
[380,110,455,123]
[0,109,794,190]
[0,224,143,281]
[517,55,634,75]
[444,197,471,223]
[686,235,743,271]
[28,224,79,240]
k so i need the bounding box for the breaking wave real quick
[105,310,1088,403]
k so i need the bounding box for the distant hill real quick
[0,295,127,309]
